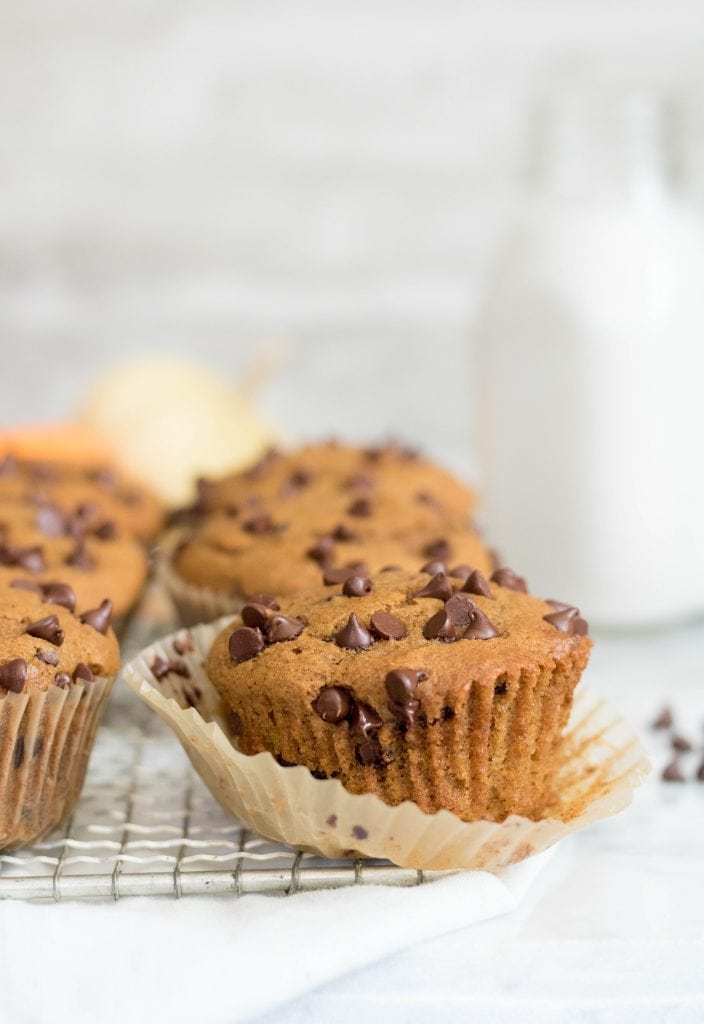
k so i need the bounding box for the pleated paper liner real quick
[0,674,114,849]
[157,531,244,626]
[123,618,650,872]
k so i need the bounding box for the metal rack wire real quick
[0,592,446,902]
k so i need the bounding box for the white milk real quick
[474,95,704,626]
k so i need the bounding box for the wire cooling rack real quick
[0,587,447,902]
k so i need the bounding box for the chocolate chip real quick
[385,667,427,724]
[448,564,473,580]
[54,672,71,688]
[463,607,500,640]
[423,607,456,640]
[422,538,452,562]
[0,658,27,693]
[347,498,372,518]
[15,546,46,573]
[26,615,64,646]
[380,565,401,573]
[349,701,382,737]
[267,615,305,643]
[662,759,685,782]
[35,504,67,537]
[332,523,357,541]
[462,570,493,598]
[370,611,407,640]
[246,594,280,610]
[352,825,368,840]
[355,738,384,765]
[42,582,77,613]
[307,537,335,565]
[334,613,373,651]
[652,707,673,730]
[229,626,264,663]
[491,567,528,593]
[543,605,589,636]
[243,513,278,535]
[80,599,113,634]
[73,663,95,683]
[314,686,352,724]
[494,680,508,695]
[65,540,95,570]
[345,560,368,575]
[241,603,273,629]
[323,566,356,585]
[93,521,117,541]
[444,592,476,626]
[36,649,59,666]
[342,575,374,598]
[415,572,453,602]
[280,468,314,497]
[672,734,692,753]
[151,656,171,681]
[420,560,446,575]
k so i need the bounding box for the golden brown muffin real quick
[0,455,163,542]
[0,500,148,619]
[206,567,591,823]
[0,583,120,847]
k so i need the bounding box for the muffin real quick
[0,582,120,847]
[0,455,163,542]
[0,499,149,621]
[206,566,591,822]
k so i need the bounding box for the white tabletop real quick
[257,620,704,1024]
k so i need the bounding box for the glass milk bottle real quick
[474,93,704,626]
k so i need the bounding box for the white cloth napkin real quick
[0,850,551,1024]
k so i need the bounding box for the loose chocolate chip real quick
[543,605,589,636]
[246,594,280,611]
[332,523,357,542]
[241,602,273,629]
[14,736,24,769]
[420,560,447,575]
[0,658,28,693]
[10,578,42,594]
[672,734,692,752]
[349,701,382,737]
[370,611,407,640]
[35,504,67,537]
[36,649,59,666]
[662,759,685,782]
[307,537,335,565]
[652,707,673,730]
[54,672,71,688]
[80,599,113,635]
[463,607,500,640]
[342,575,374,598]
[229,626,264,663]
[26,615,64,647]
[267,614,305,643]
[347,498,372,518]
[243,513,277,535]
[73,663,95,683]
[416,572,453,602]
[65,540,95,570]
[462,570,493,598]
[423,538,452,562]
[314,686,352,724]
[93,521,117,541]
[42,582,77,613]
[444,592,476,626]
[423,608,456,641]
[491,567,528,593]
[447,564,472,580]
[334,613,373,651]
[323,566,356,585]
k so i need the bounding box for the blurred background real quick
[2,0,704,621]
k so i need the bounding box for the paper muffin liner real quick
[0,674,114,849]
[123,618,650,872]
[157,531,244,626]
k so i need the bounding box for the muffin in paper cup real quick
[123,616,650,872]
[0,583,120,849]
[157,529,245,626]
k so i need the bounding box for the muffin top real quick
[0,455,163,541]
[184,441,475,530]
[207,565,591,749]
[0,499,148,616]
[0,583,120,694]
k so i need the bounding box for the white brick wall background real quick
[0,0,703,468]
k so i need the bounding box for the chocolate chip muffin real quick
[0,582,120,847]
[0,499,148,620]
[0,455,163,542]
[206,567,591,822]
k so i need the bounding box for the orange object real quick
[0,423,115,467]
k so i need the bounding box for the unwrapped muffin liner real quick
[123,618,650,872]
[158,531,244,626]
[0,674,114,849]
